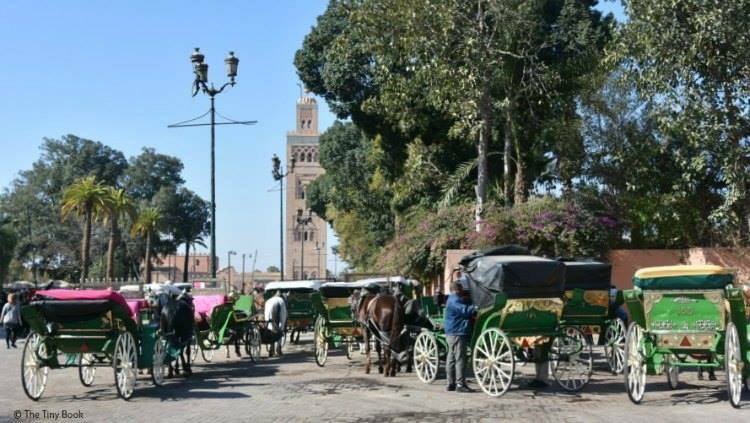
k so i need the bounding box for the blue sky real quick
[0,1,624,273]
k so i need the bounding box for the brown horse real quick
[364,294,405,377]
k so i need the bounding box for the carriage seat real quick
[633,265,734,290]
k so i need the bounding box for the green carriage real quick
[264,280,322,344]
[559,261,627,374]
[412,249,593,397]
[311,277,418,367]
[191,293,259,362]
[19,289,171,401]
[623,265,750,407]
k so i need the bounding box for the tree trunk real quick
[183,243,190,282]
[503,100,514,206]
[142,232,152,296]
[476,93,492,232]
[514,133,526,204]
[80,207,92,285]
[106,215,118,281]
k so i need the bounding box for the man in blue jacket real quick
[444,279,477,392]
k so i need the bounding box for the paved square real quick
[1,334,747,422]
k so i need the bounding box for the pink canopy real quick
[38,289,133,318]
[193,294,227,321]
[126,299,149,318]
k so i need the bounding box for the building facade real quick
[285,91,327,280]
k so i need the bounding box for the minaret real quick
[285,89,327,280]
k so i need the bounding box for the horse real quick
[364,293,405,377]
[152,288,195,377]
[264,291,288,357]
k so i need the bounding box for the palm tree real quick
[61,176,111,284]
[182,235,207,282]
[103,188,135,281]
[131,206,162,295]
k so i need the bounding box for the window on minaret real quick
[301,120,305,129]
[307,120,312,129]
[307,152,312,162]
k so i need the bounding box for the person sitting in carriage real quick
[444,278,477,393]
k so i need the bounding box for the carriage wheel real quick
[151,337,169,387]
[78,353,96,387]
[246,325,261,363]
[314,317,328,367]
[604,318,626,374]
[551,326,593,392]
[414,331,439,384]
[624,322,646,404]
[21,333,49,401]
[725,322,743,408]
[201,332,216,363]
[113,331,137,400]
[665,354,680,390]
[472,328,514,397]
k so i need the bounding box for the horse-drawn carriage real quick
[413,248,592,397]
[311,277,418,367]
[264,280,322,344]
[559,261,627,374]
[623,265,750,407]
[19,289,175,400]
[191,293,260,362]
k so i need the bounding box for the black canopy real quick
[461,253,566,308]
[560,261,612,290]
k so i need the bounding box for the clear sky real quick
[0,1,624,274]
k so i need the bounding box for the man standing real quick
[444,280,477,392]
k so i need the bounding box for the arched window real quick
[304,231,308,241]
[301,120,305,129]
[307,120,312,129]
[307,152,313,162]
[299,152,305,162]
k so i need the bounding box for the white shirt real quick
[264,295,287,332]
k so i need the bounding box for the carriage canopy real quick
[319,277,417,298]
[560,261,612,290]
[633,265,734,290]
[265,280,323,294]
[461,254,566,307]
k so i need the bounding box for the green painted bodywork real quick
[196,294,255,349]
[634,273,733,290]
[624,285,750,378]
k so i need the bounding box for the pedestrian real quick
[1,293,21,348]
[444,279,477,392]
[434,288,446,311]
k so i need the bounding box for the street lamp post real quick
[315,241,325,279]
[296,209,313,280]
[190,47,239,280]
[272,154,295,280]
[227,250,236,293]
[241,253,246,293]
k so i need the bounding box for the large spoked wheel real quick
[113,331,138,400]
[665,354,679,390]
[314,317,328,367]
[472,328,515,397]
[624,322,646,404]
[414,331,439,384]
[201,332,216,363]
[189,337,199,362]
[151,337,169,387]
[725,322,743,408]
[551,326,593,392]
[21,333,49,401]
[604,318,626,374]
[78,353,96,387]
[246,325,261,363]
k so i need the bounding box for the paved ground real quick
[0,334,748,423]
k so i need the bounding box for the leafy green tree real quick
[0,219,17,288]
[266,266,280,273]
[131,207,162,291]
[123,148,185,201]
[61,176,111,284]
[615,0,750,244]
[154,187,209,282]
[103,188,135,280]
